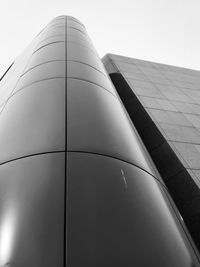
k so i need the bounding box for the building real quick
[0,15,199,266]
[103,53,200,251]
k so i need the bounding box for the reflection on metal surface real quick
[67,15,200,266]
[0,14,199,267]
[67,152,198,266]
[0,153,65,266]
[121,169,127,189]
[0,206,16,265]
[67,78,157,177]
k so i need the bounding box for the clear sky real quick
[0,0,200,76]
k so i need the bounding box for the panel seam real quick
[32,41,65,54]
[67,150,167,189]
[67,59,106,77]
[64,16,67,267]
[21,60,66,77]
[0,151,65,166]
[1,77,65,108]
[67,77,117,98]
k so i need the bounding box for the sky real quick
[0,0,200,76]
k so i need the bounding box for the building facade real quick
[103,53,200,251]
[0,15,199,266]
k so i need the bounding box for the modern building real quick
[103,53,200,251]
[0,15,199,266]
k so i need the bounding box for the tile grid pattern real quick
[103,53,200,251]
[104,54,200,187]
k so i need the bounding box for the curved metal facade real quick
[0,15,198,266]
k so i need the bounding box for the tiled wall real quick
[103,53,200,251]
[103,53,200,187]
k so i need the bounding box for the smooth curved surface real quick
[67,78,156,177]
[0,79,65,163]
[0,153,65,267]
[67,152,198,267]
[66,15,200,266]
[0,15,198,267]
[0,17,66,266]
[26,42,65,71]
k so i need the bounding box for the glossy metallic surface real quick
[67,42,105,72]
[67,152,199,267]
[14,60,65,92]
[67,78,156,177]
[0,16,66,266]
[0,79,65,163]
[66,16,200,266]
[0,15,199,267]
[0,153,65,266]
[67,61,116,95]
[26,42,65,70]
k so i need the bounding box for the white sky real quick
[0,0,200,76]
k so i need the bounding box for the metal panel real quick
[67,28,93,46]
[67,42,105,73]
[41,27,65,39]
[26,42,65,71]
[0,79,65,163]
[67,152,199,267]
[67,78,157,177]
[0,152,65,267]
[67,37,97,54]
[14,61,65,92]
[0,15,199,266]
[67,19,86,33]
[67,61,116,96]
[37,35,65,48]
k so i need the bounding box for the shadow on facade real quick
[110,72,200,251]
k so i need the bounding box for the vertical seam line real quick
[64,16,67,267]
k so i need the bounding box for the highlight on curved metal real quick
[0,15,199,266]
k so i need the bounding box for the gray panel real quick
[67,20,86,33]
[67,152,199,267]
[67,61,116,96]
[45,26,65,34]
[0,78,19,107]
[104,54,200,254]
[159,123,200,143]
[67,16,85,26]
[42,24,64,35]
[107,54,133,63]
[149,109,192,127]
[25,42,65,71]
[67,42,105,73]
[128,79,158,89]
[115,62,143,73]
[184,114,200,128]
[124,71,148,81]
[67,36,97,54]
[128,83,165,98]
[0,79,65,163]
[41,28,65,40]
[43,26,65,36]
[0,57,35,106]
[47,21,64,27]
[67,28,92,45]
[0,153,65,267]
[67,16,84,26]
[171,142,200,169]
[67,79,156,176]
[38,35,65,47]
[14,61,65,92]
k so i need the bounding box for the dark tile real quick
[151,141,184,180]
